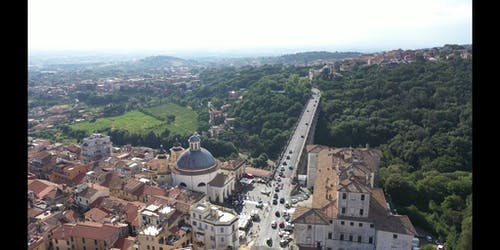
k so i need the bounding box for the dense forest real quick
[314,57,472,249]
[180,65,311,161]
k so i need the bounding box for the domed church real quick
[171,132,235,203]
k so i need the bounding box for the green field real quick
[143,103,199,134]
[69,103,198,136]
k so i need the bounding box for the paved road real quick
[252,88,321,249]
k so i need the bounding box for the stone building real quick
[292,146,416,250]
[81,133,112,162]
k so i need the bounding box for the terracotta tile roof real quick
[220,159,244,170]
[101,172,123,189]
[61,210,80,223]
[52,222,125,243]
[208,173,227,187]
[124,179,144,192]
[292,208,330,225]
[141,185,166,197]
[28,179,61,199]
[28,208,44,218]
[244,166,272,178]
[84,208,109,222]
[111,236,135,250]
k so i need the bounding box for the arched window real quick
[179,182,187,188]
[198,182,206,187]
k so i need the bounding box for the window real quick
[358,236,362,242]
[220,227,224,233]
[329,220,333,224]
[232,224,235,231]
[221,237,224,242]
[369,237,373,244]
[160,248,163,250]
[199,214,201,219]
[94,240,97,245]
[205,224,208,230]
[83,247,86,250]
[56,247,59,250]
[359,223,363,227]
[370,224,374,228]
[147,246,150,250]
[67,240,70,245]
[82,238,85,243]
[56,239,59,244]
[393,234,398,239]
[359,209,364,216]
[361,194,365,200]
[192,213,196,218]
[152,247,155,250]
[349,235,353,241]
[340,234,344,241]
[70,237,74,242]
[193,221,197,226]
[350,222,354,226]
[308,225,312,229]
[212,226,214,231]
[341,207,346,214]
[327,248,332,250]
[328,232,332,239]
[340,221,345,225]
[342,193,346,199]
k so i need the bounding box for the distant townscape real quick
[28,44,471,250]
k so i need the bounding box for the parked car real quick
[280,198,285,204]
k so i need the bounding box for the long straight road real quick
[252,87,321,249]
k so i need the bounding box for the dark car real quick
[280,198,285,204]
[275,187,279,192]
[273,199,278,205]
[266,237,273,246]
[273,193,278,199]
[275,211,280,217]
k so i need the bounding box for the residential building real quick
[81,133,112,162]
[190,200,239,250]
[50,222,128,250]
[136,202,191,250]
[73,183,110,211]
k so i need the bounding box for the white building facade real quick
[81,133,112,162]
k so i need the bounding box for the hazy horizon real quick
[29,0,471,57]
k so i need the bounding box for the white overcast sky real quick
[29,0,472,53]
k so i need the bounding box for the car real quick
[436,245,444,250]
[273,193,278,199]
[286,155,290,160]
[266,237,273,246]
[256,203,263,209]
[291,198,298,204]
[289,150,292,154]
[301,135,304,138]
[426,235,433,241]
[273,199,278,205]
[288,165,294,170]
[280,198,285,204]
[271,221,277,229]
[275,211,280,217]
[277,178,281,182]
[275,187,280,192]
[305,122,308,125]
[283,161,287,165]
[285,202,290,208]
[280,239,289,247]
[279,221,285,228]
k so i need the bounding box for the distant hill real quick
[137,55,193,68]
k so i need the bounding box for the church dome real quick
[176,148,216,171]
[175,132,217,173]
